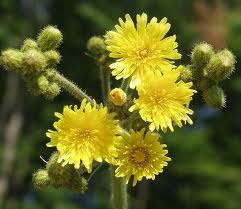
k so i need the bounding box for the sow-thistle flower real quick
[105,13,181,88]
[115,129,171,186]
[129,66,196,132]
[46,99,120,173]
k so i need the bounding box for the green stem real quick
[110,166,128,209]
[120,78,130,93]
[100,65,110,105]
[51,71,94,105]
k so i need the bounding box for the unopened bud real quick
[204,49,236,81]
[87,36,106,56]
[110,88,127,106]
[22,49,46,73]
[179,65,193,83]
[0,49,23,71]
[45,82,61,100]
[32,169,50,189]
[44,50,61,67]
[203,85,226,108]
[191,42,214,70]
[46,152,88,193]
[21,39,38,51]
[37,26,63,51]
[38,75,49,92]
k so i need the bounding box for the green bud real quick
[37,26,63,51]
[38,75,49,92]
[87,36,106,56]
[32,169,50,189]
[46,152,88,193]
[0,49,23,72]
[21,39,38,51]
[191,42,214,70]
[45,82,61,100]
[203,85,226,108]
[44,50,61,67]
[178,65,193,83]
[22,49,46,74]
[204,49,236,81]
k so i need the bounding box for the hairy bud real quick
[22,49,46,74]
[32,169,50,189]
[0,49,23,72]
[38,75,49,92]
[204,49,236,81]
[45,83,61,100]
[203,85,226,108]
[44,50,61,67]
[110,88,127,106]
[191,42,214,70]
[37,26,63,51]
[179,65,193,83]
[87,36,106,56]
[46,152,88,193]
[21,39,38,51]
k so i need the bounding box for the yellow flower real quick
[115,129,171,186]
[105,13,181,89]
[46,99,119,173]
[129,66,196,132]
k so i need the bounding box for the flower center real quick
[78,129,98,141]
[139,49,149,58]
[130,147,149,166]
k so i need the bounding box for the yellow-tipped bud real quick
[204,49,236,81]
[38,75,49,92]
[44,50,61,67]
[32,169,50,190]
[203,85,226,108]
[191,42,214,70]
[0,49,23,72]
[37,26,63,51]
[21,39,38,51]
[22,49,46,73]
[110,88,127,106]
[87,36,106,56]
[45,83,61,100]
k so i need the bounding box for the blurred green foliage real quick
[0,0,240,209]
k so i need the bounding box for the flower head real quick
[46,99,120,173]
[115,129,171,186]
[129,66,196,132]
[105,13,181,88]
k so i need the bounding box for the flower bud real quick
[21,39,38,51]
[0,49,23,72]
[204,49,236,81]
[38,75,49,92]
[110,88,127,106]
[46,152,88,193]
[37,26,63,51]
[45,82,61,100]
[44,50,61,67]
[203,85,226,108]
[22,49,46,73]
[191,42,214,70]
[178,65,193,83]
[32,169,50,190]
[87,36,106,56]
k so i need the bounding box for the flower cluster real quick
[1,13,235,191]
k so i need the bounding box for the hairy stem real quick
[100,65,110,105]
[51,71,94,104]
[120,78,130,93]
[110,166,128,209]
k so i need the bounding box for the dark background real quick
[0,0,241,209]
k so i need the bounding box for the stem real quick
[100,65,110,105]
[120,78,130,93]
[51,71,94,105]
[110,166,128,209]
